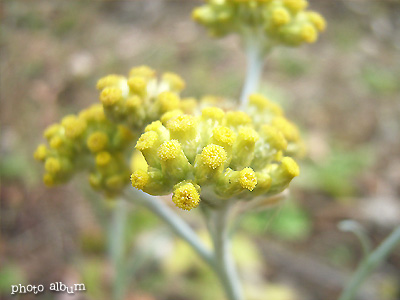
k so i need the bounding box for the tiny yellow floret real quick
[45,157,61,174]
[226,111,252,126]
[239,167,257,191]
[125,97,142,112]
[43,173,55,187]
[166,115,196,134]
[261,125,288,150]
[34,144,47,161]
[271,8,291,26]
[96,151,111,166]
[129,65,155,79]
[281,157,300,177]
[162,72,186,91]
[201,144,227,169]
[161,110,183,125]
[158,91,180,112]
[127,77,147,96]
[100,87,123,107]
[172,182,200,211]
[300,24,317,43]
[212,126,236,146]
[44,124,61,140]
[131,170,149,190]
[87,132,109,153]
[96,74,121,90]
[271,117,300,142]
[201,107,225,121]
[307,11,326,32]
[50,136,63,149]
[135,131,158,151]
[62,115,86,139]
[283,0,308,13]
[238,127,259,144]
[158,140,182,161]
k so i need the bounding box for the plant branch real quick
[240,42,265,109]
[211,203,244,300]
[126,190,215,268]
[338,225,400,300]
[109,199,129,300]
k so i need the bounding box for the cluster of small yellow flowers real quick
[192,0,326,47]
[97,65,197,132]
[131,96,301,211]
[245,93,305,157]
[34,104,135,197]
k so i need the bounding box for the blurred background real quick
[1,0,400,299]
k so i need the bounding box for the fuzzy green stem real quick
[240,43,264,109]
[128,190,215,267]
[109,199,129,300]
[211,204,244,300]
[339,226,400,300]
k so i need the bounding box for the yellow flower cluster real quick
[131,94,301,211]
[34,104,135,197]
[97,66,197,132]
[192,0,326,46]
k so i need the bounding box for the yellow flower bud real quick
[100,87,123,107]
[62,115,87,139]
[158,91,180,113]
[200,144,227,169]
[45,157,61,174]
[44,124,61,140]
[129,65,155,79]
[271,8,291,27]
[307,11,326,32]
[96,74,122,90]
[283,0,308,13]
[300,23,317,43]
[34,144,47,161]
[49,136,64,149]
[96,151,111,167]
[162,72,186,91]
[128,77,147,97]
[131,170,149,190]
[239,167,257,191]
[172,181,201,211]
[87,132,109,153]
[43,173,55,187]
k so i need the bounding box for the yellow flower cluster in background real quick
[34,66,199,197]
[34,104,135,196]
[97,66,197,132]
[131,94,301,211]
[192,0,326,47]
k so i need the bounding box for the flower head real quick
[131,99,301,210]
[96,66,197,132]
[192,0,326,48]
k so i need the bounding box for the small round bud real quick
[87,132,109,153]
[45,157,61,174]
[34,144,47,161]
[100,87,123,107]
[239,167,257,191]
[131,170,149,190]
[96,151,111,167]
[201,144,227,169]
[172,181,201,211]
[158,140,182,161]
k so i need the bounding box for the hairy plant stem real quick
[339,225,400,300]
[240,42,265,110]
[109,199,129,300]
[128,190,215,267]
[210,203,244,300]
